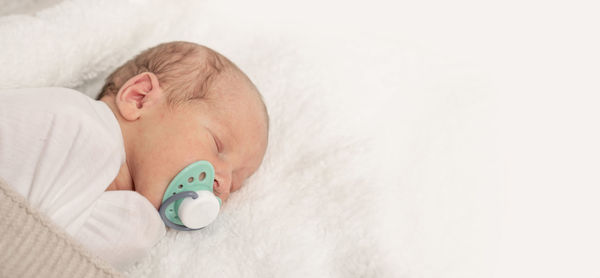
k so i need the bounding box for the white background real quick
[1,0,600,277]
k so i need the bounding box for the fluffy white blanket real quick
[1,0,599,277]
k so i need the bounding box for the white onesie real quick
[0,87,165,271]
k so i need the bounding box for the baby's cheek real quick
[230,180,243,193]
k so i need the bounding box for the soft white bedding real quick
[1,0,599,277]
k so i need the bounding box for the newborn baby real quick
[0,41,268,270]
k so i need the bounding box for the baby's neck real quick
[105,163,134,191]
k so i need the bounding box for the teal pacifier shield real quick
[161,161,221,226]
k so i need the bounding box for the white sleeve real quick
[72,190,166,271]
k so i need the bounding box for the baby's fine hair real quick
[97,41,243,105]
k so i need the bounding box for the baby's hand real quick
[73,190,165,271]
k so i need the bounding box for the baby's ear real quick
[115,72,163,121]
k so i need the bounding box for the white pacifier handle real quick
[159,191,220,231]
[178,191,220,229]
[159,191,199,231]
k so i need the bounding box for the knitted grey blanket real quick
[0,177,122,278]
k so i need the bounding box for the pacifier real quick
[158,161,222,231]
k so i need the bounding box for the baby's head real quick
[98,41,268,208]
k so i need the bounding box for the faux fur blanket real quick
[2,0,599,277]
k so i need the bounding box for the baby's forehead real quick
[208,88,266,136]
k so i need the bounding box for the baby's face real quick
[116,75,268,208]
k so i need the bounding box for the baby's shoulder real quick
[1,86,94,117]
[1,86,122,152]
[46,88,122,151]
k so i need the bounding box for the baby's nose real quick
[214,169,232,191]
[212,178,231,202]
[213,178,227,191]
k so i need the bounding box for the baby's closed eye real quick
[211,133,223,153]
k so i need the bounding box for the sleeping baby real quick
[0,41,269,270]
